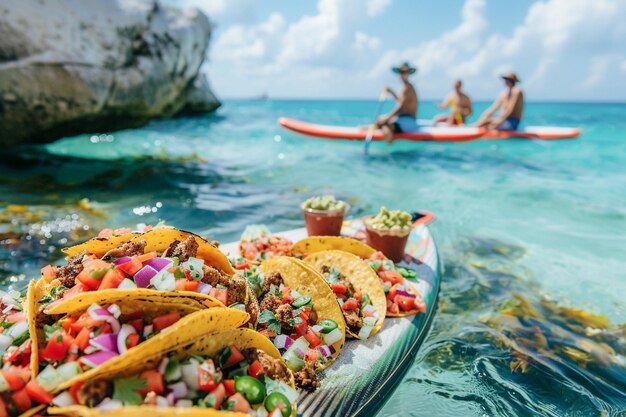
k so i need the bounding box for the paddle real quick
[363,90,388,155]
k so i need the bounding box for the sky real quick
[172,0,626,101]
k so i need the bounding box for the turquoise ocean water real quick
[1,100,625,416]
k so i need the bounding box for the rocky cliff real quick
[0,0,220,147]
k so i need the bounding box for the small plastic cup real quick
[365,221,410,263]
[302,203,350,236]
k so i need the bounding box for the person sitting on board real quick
[476,71,524,131]
[376,61,419,143]
[435,79,472,125]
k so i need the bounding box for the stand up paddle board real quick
[279,117,581,142]
[279,117,485,142]
[482,126,581,140]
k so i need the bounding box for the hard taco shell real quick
[48,328,295,417]
[304,250,386,338]
[259,256,346,371]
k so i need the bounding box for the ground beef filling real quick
[102,239,147,260]
[171,236,199,262]
[202,265,258,323]
[262,272,284,294]
[243,348,292,384]
[293,361,320,390]
[77,380,113,407]
[56,251,86,288]
[320,265,363,332]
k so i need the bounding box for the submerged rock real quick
[0,0,220,147]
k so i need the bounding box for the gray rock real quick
[0,0,220,147]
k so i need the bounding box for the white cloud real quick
[353,31,381,52]
[205,0,626,100]
[370,0,626,100]
[366,0,392,17]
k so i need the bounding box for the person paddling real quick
[377,62,419,143]
[436,79,472,125]
[476,71,524,131]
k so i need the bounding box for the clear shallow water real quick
[1,100,625,416]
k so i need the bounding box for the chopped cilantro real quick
[44,324,62,341]
[325,267,341,283]
[258,309,281,334]
[174,268,185,279]
[112,377,147,406]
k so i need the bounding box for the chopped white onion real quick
[96,398,123,411]
[322,328,343,346]
[52,392,76,407]
[106,304,122,319]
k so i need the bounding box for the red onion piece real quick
[134,265,158,288]
[88,305,121,333]
[90,333,119,353]
[144,258,172,272]
[113,256,132,265]
[79,350,117,369]
[197,282,212,295]
[395,289,416,298]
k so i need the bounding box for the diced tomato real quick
[208,288,228,305]
[40,264,58,280]
[58,317,76,335]
[294,320,308,337]
[386,299,400,315]
[3,339,31,367]
[115,227,133,235]
[387,284,399,301]
[222,345,244,368]
[62,283,87,300]
[363,310,375,318]
[378,270,403,285]
[42,331,73,362]
[76,268,104,291]
[126,319,143,333]
[370,251,386,261]
[258,329,277,338]
[247,360,263,378]
[138,370,164,395]
[135,251,157,263]
[152,313,180,333]
[115,258,142,277]
[83,259,111,270]
[69,381,84,403]
[227,393,250,413]
[234,262,249,270]
[415,298,427,313]
[396,296,418,312]
[342,299,358,311]
[72,327,91,351]
[176,280,199,292]
[70,317,102,334]
[198,366,218,392]
[25,380,53,404]
[280,288,293,305]
[353,292,363,303]
[1,368,27,391]
[331,283,347,295]
[11,388,32,412]
[125,333,140,349]
[97,228,113,238]
[210,383,227,409]
[223,379,235,396]
[142,225,153,232]
[304,328,322,348]
[305,349,319,363]
[98,269,125,290]
[0,397,7,417]
[297,307,310,322]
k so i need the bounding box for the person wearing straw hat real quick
[376,61,419,142]
[476,71,524,131]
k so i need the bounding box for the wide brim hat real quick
[392,61,417,74]
[501,71,520,83]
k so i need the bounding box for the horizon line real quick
[221,97,626,104]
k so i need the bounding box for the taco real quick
[47,328,298,417]
[239,256,345,390]
[2,302,248,417]
[303,250,386,339]
[0,290,44,417]
[36,227,259,325]
[291,237,426,317]
[238,225,292,264]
